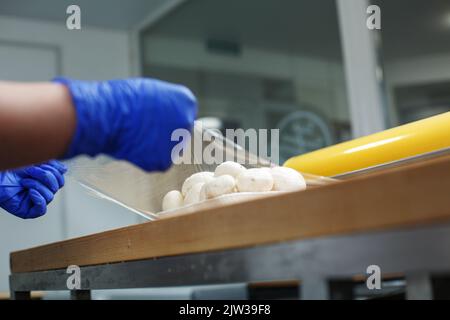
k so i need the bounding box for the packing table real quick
[9,153,450,300]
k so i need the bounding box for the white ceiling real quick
[146,0,343,61]
[0,0,167,30]
[146,0,450,62]
[373,0,450,61]
[1,0,450,61]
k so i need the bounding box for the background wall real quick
[385,54,450,86]
[142,34,352,161]
[143,35,350,124]
[0,15,142,292]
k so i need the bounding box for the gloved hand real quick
[0,160,67,219]
[54,77,197,171]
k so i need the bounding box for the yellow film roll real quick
[284,112,450,176]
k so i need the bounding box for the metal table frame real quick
[10,222,450,300]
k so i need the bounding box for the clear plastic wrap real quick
[66,123,336,220]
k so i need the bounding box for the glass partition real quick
[373,0,450,126]
[140,0,351,163]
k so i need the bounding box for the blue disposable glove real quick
[0,160,67,219]
[54,77,197,171]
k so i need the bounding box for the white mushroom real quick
[236,168,273,192]
[161,190,184,211]
[214,161,247,179]
[199,183,208,201]
[184,182,205,206]
[203,175,236,199]
[181,171,214,196]
[271,167,306,192]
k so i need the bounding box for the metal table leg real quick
[405,272,433,300]
[300,277,329,300]
[70,290,92,300]
[10,291,31,300]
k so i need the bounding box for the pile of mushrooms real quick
[161,161,306,212]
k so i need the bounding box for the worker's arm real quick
[0,78,197,171]
[0,81,76,170]
[55,77,197,171]
[0,77,196,219]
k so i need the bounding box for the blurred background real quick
[0,0,449,298]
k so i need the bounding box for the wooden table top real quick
[10,154,450,273]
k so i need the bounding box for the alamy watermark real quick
[366,264,382,290]
[367,5,381,30]
[171,123,280,165]
[66,5,81,30]
[64,5,379,31]
[64,264,382,291]
[66,265,81,290]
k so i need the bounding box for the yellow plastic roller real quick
[283,112,450,177]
